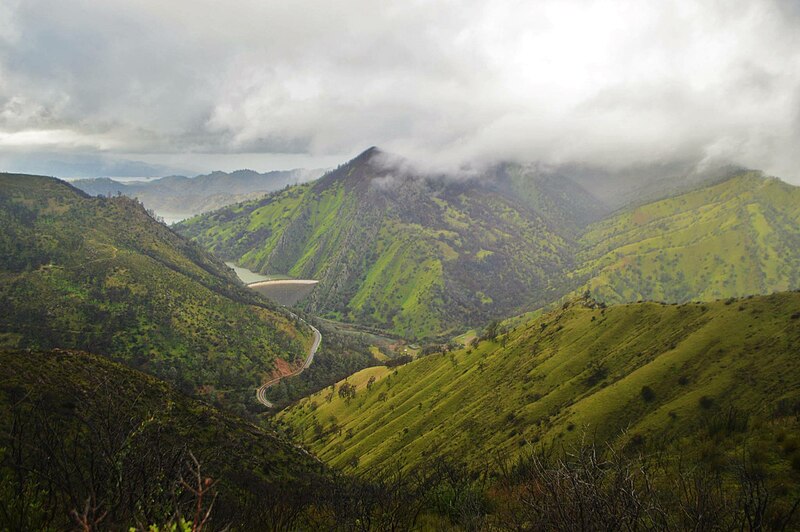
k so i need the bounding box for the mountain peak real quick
[361,145,381,156]
[314,147,392,190]
[350,146,384,166]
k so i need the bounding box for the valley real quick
[4,4,800,528]
[256,316,322,408]
[0,173,314,414]
[3,159,800,530]
[176,149,587,338]
[179,149,800,343]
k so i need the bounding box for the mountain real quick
[0,173,311,412]
[556,160,746,211]
[487,162,610,236]
[278,291,800,476]
[72,168,322,222]
[177,149,800,340]
[0,348,329,530]
[575,171,800,304]
[177,148,599,338]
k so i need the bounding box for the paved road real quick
[256,315,321,408]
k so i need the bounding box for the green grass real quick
[574,173,800,304]
[278,291,800,474]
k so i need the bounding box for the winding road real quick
[256,315,322,408]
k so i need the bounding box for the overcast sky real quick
[1,0,799,181]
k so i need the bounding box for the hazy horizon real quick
[2,1,799,183]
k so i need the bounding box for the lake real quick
[225,262,319,306]
[225,262,271,284]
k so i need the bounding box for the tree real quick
[483,320,501,341]
[338,382,357,401]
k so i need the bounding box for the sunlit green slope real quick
[278,291,800,472]
[0,173,309,410]
[178,148,576,338]
[575,172,800,303]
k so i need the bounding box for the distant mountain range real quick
[72,168,324,222]
[178,147,795,339]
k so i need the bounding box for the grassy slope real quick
[278,291,800,474]
[0,173,310,408]
[0,348,327,529]
[178,151,571,339]
[575,172,800,303]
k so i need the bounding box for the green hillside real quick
[177,148,576,339]
[178,151,800,341]
[576,172,800,304]
[278,291,800,474]
[0,173,310,411]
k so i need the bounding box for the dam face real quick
[248,280,319,306]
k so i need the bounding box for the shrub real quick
[640,386,656,402]
[385,355,412,368]
[584,362,607,386]
[782,438,798,455]
[699,395,714,409]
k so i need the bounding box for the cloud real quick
[1,0,799,181]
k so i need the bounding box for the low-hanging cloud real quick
[1,0,799,181]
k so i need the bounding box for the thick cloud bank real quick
[1,0,799,180]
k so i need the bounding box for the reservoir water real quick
[225,262,271,284]
[226,262,319,306]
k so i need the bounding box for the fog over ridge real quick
[1,0,799,182]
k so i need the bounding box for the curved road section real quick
[256,315,321,408]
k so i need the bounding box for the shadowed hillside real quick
[0,348,332,530]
